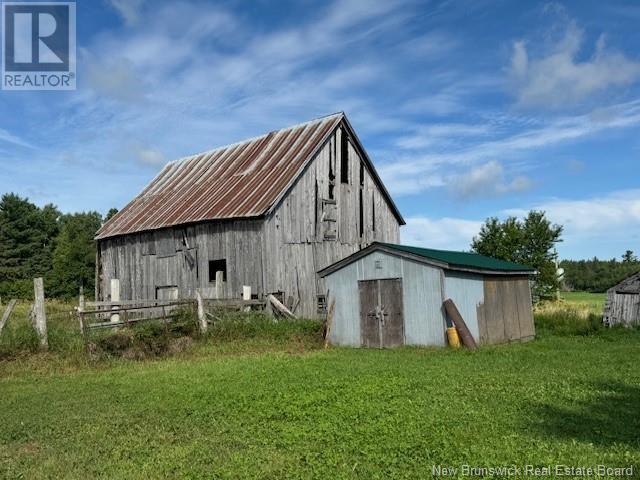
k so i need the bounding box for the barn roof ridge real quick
[319,242,536,277]
[165,112,345,168]
[96,111,403,240]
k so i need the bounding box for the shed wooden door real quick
[359,278,404,348]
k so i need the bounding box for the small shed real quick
[603,272,640,327]
[319,242,536,348]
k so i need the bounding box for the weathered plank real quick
[196,290,207,334]
[0,299,17,337]
[33,278,48,350]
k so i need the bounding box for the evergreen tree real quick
[105,208,119,222]
[0,194,60,297]
[49,212,102,298]
[471,211,563,299]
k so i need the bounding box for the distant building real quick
[604,272,640,327]
[319,242,536,347]
[95,113,404,318]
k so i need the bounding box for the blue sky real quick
[1,0,639,260]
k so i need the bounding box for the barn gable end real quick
[95,113,403,318]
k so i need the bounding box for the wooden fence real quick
[1,278,293,353]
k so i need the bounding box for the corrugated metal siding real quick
[325,251,446,347]
[444,271,484,344]
[326,261,361,346]
[96,114,343,239]
[401,258,446,346]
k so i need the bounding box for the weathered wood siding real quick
[604,290,640,327]
[262,128,400,318]
[477,276,534,345]
[98,124,401,319]
[98,220,264,301]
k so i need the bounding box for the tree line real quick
[0,193,117,300]
[0,193,636,300]
[560,252,640,293]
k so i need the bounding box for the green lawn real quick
[1,330,639,479]
[561,291,606,310]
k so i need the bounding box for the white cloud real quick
[402,31,459,59]
[504,189,640,235]
[395,123,490,150]
[84,56,145,103]
[451,161,533,199]
[108,0,146,26]
[0,128,34,149]
[135,148,166,166]
[401,216,482,250]
[566,159,585,173]
[509,22,640,108]
[401,190,640,258]
[381,99,640,196]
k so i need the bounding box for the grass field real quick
[560,291,606,312]
[0,295,638,478]
[1,321,639,478]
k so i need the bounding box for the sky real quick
[1,0,639,260]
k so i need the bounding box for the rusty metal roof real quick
[96,112,403,240]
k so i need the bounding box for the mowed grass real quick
[1,328,639,479]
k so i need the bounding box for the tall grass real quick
[534,309,604,336]
[0,300,83,360]
[533,293,610,337]
[1,301,324,364]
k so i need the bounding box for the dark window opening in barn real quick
[322,199,337,240]
[208,259,227,282]
[341,128,349,184]
[328,142,335,200]
[359,189,364,238]
[314,180,319,233]
[372,194,376,232]
[317,295,327,314]
[360,162,364,187]
[175,229,187,251]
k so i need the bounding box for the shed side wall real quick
[444,271,484,344]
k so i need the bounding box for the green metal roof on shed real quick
[378,243,535,272]
[319,242,535,277]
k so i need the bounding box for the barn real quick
[319,242,536,347]
[95,113,404,318]
[603,272,640,327]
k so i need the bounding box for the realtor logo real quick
[2,1,76,90]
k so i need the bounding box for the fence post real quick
[110,279,120,323]
[79,286,85,312]
[33,277,48,350]
[196,289,207,334]
[77,286,85,333]
[242,286,251,312]
[215,271,224,299]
